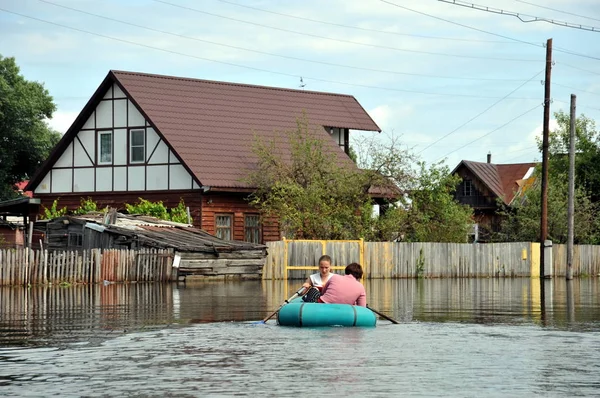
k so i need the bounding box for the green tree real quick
[497,168,600,244]
[498,112,600,244]
[545,110,600,201]
[0,55,61,200]
[247,117,376,239]
[248,117,472,242]
[403,162,473,242]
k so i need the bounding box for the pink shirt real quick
[319,274,366,307]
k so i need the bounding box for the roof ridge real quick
[111,70,358,100]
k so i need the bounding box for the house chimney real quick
[487,152,492,163]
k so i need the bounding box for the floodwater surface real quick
[0,278,599,397]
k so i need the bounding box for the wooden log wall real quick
[0,247,173,286]
[177,250,266,280]
[264,240,600,279]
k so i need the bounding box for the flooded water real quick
[1,278,599,397]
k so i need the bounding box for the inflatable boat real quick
[277,301,377,327]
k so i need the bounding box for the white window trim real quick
[129,129,145,164]
[98,130,113,165]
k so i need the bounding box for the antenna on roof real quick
[299,77,306,89]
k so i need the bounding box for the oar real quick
[260,286,306,323]
[367,304,400,324]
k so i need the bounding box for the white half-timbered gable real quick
[34,83,199,194]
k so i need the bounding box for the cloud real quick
[46,110,79,134]
[369,104,413,132]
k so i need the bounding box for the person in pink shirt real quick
[318,263,366,307]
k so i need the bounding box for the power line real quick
[379,0,600,61]
[34,0,533,82]
[503,145,540,163]
[150,0,539,62]
[438,0,600,32]
[554,82,600,97]
[212,0,518,44]
[558,62,600,76]
[0,7,541,100]
[417,69,543,154]
[512,0,600,24]
[436,103,542,161]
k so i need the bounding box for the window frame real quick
[244,214,261,244]
[215,213,233,241]
[463,179,474,197]
[98,130,113,165]
[129,128,146,164]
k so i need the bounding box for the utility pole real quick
[567,94,576,280]
[540,38,552,279]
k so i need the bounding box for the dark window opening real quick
[244,214,261,244]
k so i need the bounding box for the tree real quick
[497,168,600,244]
[402,162,474,242]
[248,117,473,242]
[0,55,61,200]
[545,110,600,200]
[248,117,378,240]
[497,111,600,244]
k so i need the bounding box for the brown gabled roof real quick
[27,70,380,192]
[113,71,380,189]
[454,160,536,205]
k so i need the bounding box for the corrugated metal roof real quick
[112,71,381,189]
[461,160,537,204]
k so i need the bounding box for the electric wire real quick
[150,0,539,62]
[417,69,543,154]
[554,82,600,97]
[0,7,541,100]
[35,0,533,82]
[435,103,542,161]
[212,0,518,43]
[438,0,600,32]
[512,0,600,23]
[379,0,600,61]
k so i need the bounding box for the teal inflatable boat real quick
[277,301,377,327]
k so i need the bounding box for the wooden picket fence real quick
[0,248,174,286]
[264,240,600,279]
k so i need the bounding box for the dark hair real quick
[318,255,332,264]
[345,263,363,280]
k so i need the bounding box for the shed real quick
[38,213,267,280]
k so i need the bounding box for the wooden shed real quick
[38,213,267,280]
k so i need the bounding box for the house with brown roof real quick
[452,154,537,241]
[25,71,380,243]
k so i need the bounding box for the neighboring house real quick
[14,181,33,198]
[26,70,381,243]
[452,154,536,241]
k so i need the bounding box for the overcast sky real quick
[1,0,599,169]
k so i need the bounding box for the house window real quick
[463,179,474,196]
[98,131,112,164]
[215,214,232,241]
[68,232,83,248]
[130,129,145,163]
[244,214,261,244]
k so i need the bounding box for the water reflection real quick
[0,278,599,348]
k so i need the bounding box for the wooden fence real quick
[0,248,174,286]
[264,240,600,279]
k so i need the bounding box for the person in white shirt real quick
[302,255,333,292]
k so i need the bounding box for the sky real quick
[1,0,599,169]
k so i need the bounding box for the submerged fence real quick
[263,240,600,279]
[0,248,174,286]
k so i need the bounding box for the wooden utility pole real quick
[567,94,576,280]
[540,38,552,278]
